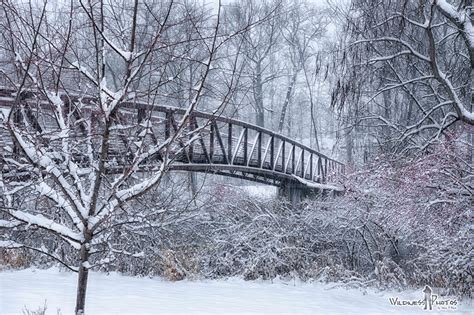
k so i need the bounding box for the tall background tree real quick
[331,0,473,163]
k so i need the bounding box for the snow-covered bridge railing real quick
[0,88,344,191]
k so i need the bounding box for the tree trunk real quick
[256,109,264,128]
[278,71,298,133]
[254,61,264,127]
[382,87,392,153]
[304,66,320,151]
[345,126,354,167]
[188,172,197,198]
[75,234,91,315]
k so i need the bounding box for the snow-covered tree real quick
[0,0,249,313]
[332,0,473,160]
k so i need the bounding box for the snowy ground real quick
[0,268,471,314]
[240,185,277,200]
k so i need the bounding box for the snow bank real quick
[240,185,278,200]
[0,268,471,314]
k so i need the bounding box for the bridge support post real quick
[278,180,316,205]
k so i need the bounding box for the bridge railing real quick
[0,87,345,185]
[129,103,345,184]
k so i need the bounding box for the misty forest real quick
[0,0,472,314]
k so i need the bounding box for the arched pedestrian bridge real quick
[0,88,344,196]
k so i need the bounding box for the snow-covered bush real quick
[310,136,472,296]
[187,136,471,296]
[2,136,470,297]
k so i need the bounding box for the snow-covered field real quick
[0,268,470,314]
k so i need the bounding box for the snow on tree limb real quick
[435,0,474,49]
[34,182,85,232]
[0,240,24,248]
[8,127,88,218]
[6,210,83,244]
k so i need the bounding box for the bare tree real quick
[332,0,473,158]
[277,1,326,136]
[0,0,250,313]
[224,0,281,128]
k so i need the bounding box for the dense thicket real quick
[3,136,471,297]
